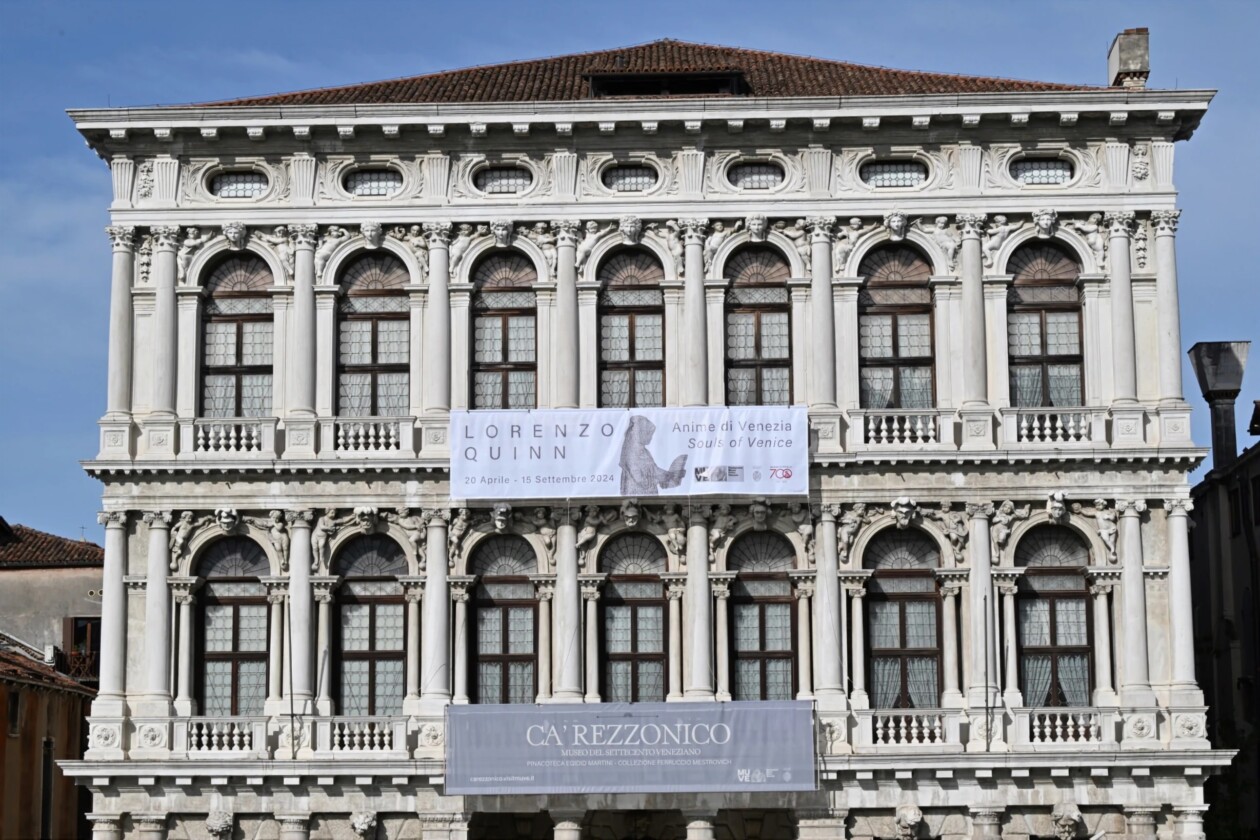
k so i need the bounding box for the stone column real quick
[1165,499,1202,703]
[807,217,837,407]
[711,573,733,701]
[847,582,868,707]
[581,577,603,702]
[1174,806,1208,840]
[814,507,844,706]
[421,510,451,705]
[312,578,335,714]
[551,815,583,840]
[86,813,123,840]
[680,218,710,406]
[1125,808,1158,840]
[1105,211,1139,404]
[171,579,196,715]
[685,509,714,698]
[452,578,473,704]
[104,226,136,418]
[287,511,313,710]
[422,223,452,414]
[940,579,964,707]
[969,809,1003,839]
[997,580,1021,706]
[289,225,318,416]
[957,214,988,406]
[140,511,172,713]
[95,512,129,711]
[684,814,716,840]
[966,503,998,707]
[1088,577,1118,705]
[150,227,180,418]
[794,576,815,698]
[553,221,580,408]
[553,512,583,701]
[133,814,168,840]
[404,579,424,701]
[266,584,286,708]
[277,814,311,840]
[1118,499,1156,706]
[531,578,554,702]
[666,576,685,700]
[1152,210,1185,405]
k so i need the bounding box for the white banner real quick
[450,407,808,500]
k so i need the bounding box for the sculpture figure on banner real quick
[619,415,688,496]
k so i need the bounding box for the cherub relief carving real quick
[982,215,1025,268]
[991,501,1031,554]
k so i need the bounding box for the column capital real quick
[1088,581,1116,596]
[276,814,311,832]
[1117,498,1148,516]
[290,224,318,248]
[97,510,128,528]
[285,509,314,528]
[530,576,555,601]
[1104,210,1136,236]
[1151,208,1181,235]
[551,219,583,246]
[1163,498,1194,515]
[401,576,425,603]
[966,501,995,520]
[678,217,710,244]
[709,571,736,599]
[995,581,1018,597]
[151,225,181,249]
[579,574,605,600]
[106,225,136,252]
[170,576,199,605]
[956,213,987,239]
[806,215,836,241]
[940,581,964,598]
[424,221,452,247]
[86,813,123,830]
[132,813,169,831]
[793,578,816,599]
[142,510,172,529]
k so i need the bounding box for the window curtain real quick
[871,657,902,708]
[1021,654,1053,707]
[906,656,939,708]
[1059,654,1090,707]
[1010,366,1044,408]
[1047,364,1082,407]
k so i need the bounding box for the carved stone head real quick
[620,498,641,528]
[746,214,768,242]
[492,503,513,533]
[884,211,908,241]
[1047,491,1068,524]
[618,215,643,244]
[891,497,918,529]
[353,506,379,534]
[1033,208,1058,238]
[361,221,383,249]
[222,222,248,250]
[215,508,240,532]
[749,498,771,530]
[490,219,513,247]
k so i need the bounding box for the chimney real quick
[1108,28,1150,88]
[1189,341,1250,471]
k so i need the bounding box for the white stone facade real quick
[65,44,1226,840]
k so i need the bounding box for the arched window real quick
[471,254,537,409]
[337,253,410,417]
[334,535,407,716]
[469,536,537,703]
[1015,526,1091,707]
[1007,243,1083,408]
[727,532,796,700]
[201,256,274,418]
[857,245,934,410]
[864,530,941,709]
[196,537,269,715]
[598,250,665,407]
[724,247,792,406]
[599,533,667,702]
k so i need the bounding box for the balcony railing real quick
[179,418,278,457]
[320,417,416,456]
[852,708,962,752]
[314,716,409,758]
[1010,707,1118,749]
[173,717,269,759]
[847,410,956,452]
[1000,408,1106,446]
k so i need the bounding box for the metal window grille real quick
[210,171,269,198]
[474,166,533,195]
[345,169,403,197]
[860,161,928,188]
[728,163,785,189]
[602,165,659,192]
[1010,158,1073,185]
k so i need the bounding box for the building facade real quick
[64,31,1229,840]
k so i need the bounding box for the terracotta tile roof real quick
[199,39,1097,107]
[0,518,103,569]
[0,645,94,696]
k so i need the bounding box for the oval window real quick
[860,161,928,188]
[209,171,269,199]
[728,162,785,190]
[602,164,659,192]
[1010,158,1074,186]
[474,166,534,195]
[344,168,403,197]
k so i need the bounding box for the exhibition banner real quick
[450,406,808,500]
[444,701,816,794]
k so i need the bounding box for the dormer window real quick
[602,164,659,192]
[210,171,268,199]
[860,161,928,189]
[344,168,403,197]
[474,166,533,195]
[1010,158,1074,186]
[728,162,785,190]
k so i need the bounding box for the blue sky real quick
[1,0,1257,541]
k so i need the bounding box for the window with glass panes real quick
[864,531,941,710]
[727,533,796,700]
[1015,527,1092,707]
[196,538,270,716]
[337,254,410,416]
[334,535,407,716]
[599,533,667,702]
[598,250,665,407]
[724,247,792,406]
[469,536,538,704]
[200,256,274,418]
[1006,244,1084,407]
[471,254,538,409]
[857,246,934,410]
